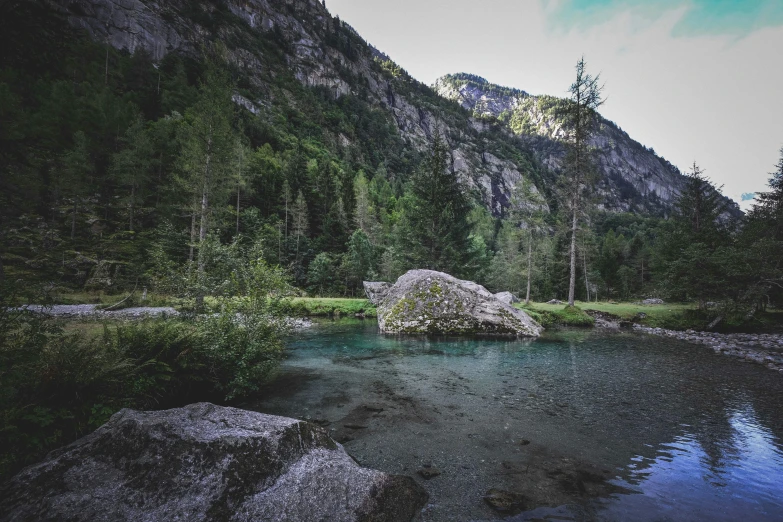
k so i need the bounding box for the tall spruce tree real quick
[402,130,472,275]
[560,57,604,305]
[657,162,730,308]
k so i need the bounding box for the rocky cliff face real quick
[52,0,543,216]
[435,74,741,216]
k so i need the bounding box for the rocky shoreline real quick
[16,304,179,318]
[15,304,313,329]
[633,324,783,373]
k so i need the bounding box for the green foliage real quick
[0,264,288,479]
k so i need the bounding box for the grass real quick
[517,301,783,332]
[276,297,377,318]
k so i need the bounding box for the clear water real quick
[247,320,783,521]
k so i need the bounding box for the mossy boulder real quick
[370,270,542,336]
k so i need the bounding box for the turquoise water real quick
[248,320,783,521]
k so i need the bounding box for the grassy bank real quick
[276,297,377,318]
[518,301,783,332]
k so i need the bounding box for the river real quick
[248,319,783,521]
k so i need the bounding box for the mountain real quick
[46,0,550,216]
[435,73,741,216]
[45,0,738,219]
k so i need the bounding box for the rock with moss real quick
[374,270,542,336]
[0,403,428,522]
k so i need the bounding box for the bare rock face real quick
[374,270,542,336]
[0,403,427,522]
[494,291,520,305]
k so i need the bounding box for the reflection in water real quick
[594,406,783,522]
[248,320,783,521]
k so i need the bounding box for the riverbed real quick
[247,319,783,521]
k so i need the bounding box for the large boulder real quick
[373,270,542,336]
[494,291,520,305]
[0,403,427,522]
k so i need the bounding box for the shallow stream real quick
[248,320,783,521]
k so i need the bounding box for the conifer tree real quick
[292,189,309,261]
[560,57,604,305]
[403,129,472,275]
[177,57,234,308]
[111,115,153,232]
[59,131,94,240]
[657,162,730,308]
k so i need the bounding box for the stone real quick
[363,281,393,305]
[374,270,542,336]
[0,403,427,522]
[642,298,665,305]
[546,299,563,305]
[494,291,520,305]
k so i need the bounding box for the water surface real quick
[248,320,783,521]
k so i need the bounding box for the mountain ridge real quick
[434,72,741,216]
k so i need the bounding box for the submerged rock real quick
[494,291,520,305]
[0,403,427,522]
[374,270,542,336]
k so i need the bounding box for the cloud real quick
[546,0,783,37]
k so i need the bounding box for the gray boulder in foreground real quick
[370,270,542,336]
[0,403,427,522]
[494,291,520,305]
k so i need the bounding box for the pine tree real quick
[509,177,547,304]
[657,162,730,308]
[751,146,783,240]
[560,57,604,305]
[291,189,309,261]
[231,138,254,236]
[353,171,380,242]
[111,115,153,232]
[403,130,472,275]
[59,131,94,240]
[177,57,235,309]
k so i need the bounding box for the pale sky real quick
[325,0,783,209]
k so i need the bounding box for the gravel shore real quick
[634,324,783,373]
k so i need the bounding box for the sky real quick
[325,0,783,209]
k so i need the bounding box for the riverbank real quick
[634,324,783,373]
